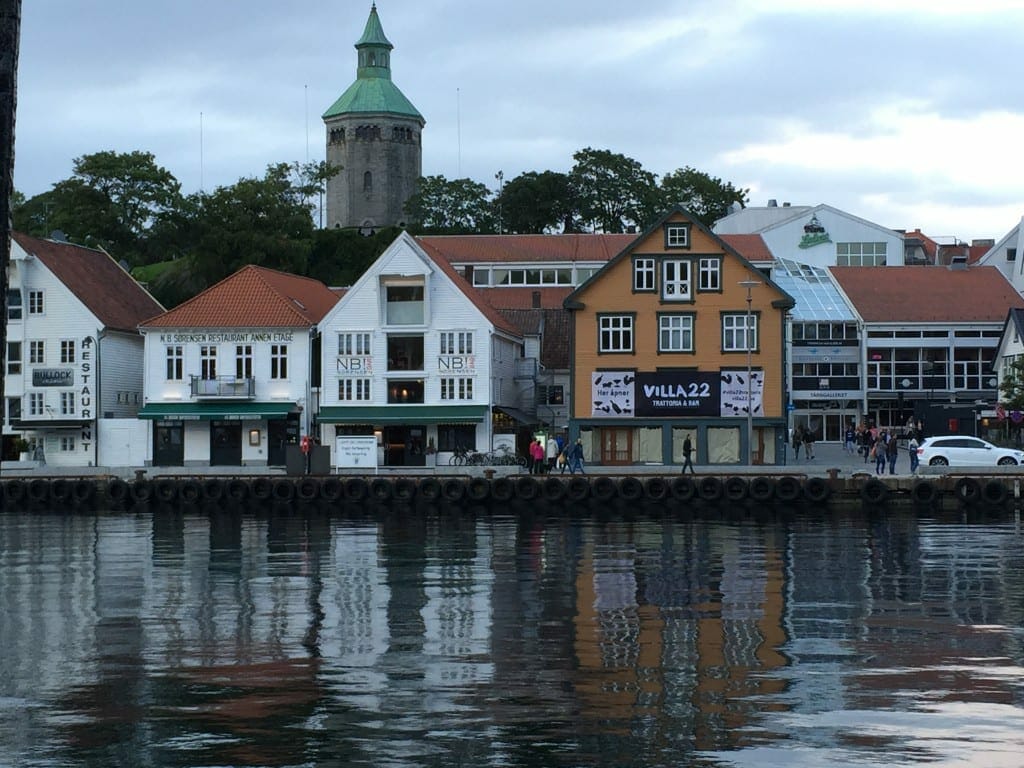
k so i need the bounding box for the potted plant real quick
[14,437,30,461]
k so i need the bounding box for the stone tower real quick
[323,4,424,231]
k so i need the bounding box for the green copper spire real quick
[323,4,423,121]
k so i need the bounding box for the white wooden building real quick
[138,266,338,467]
[3,233,164,467]
[316,231,524,468]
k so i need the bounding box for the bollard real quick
[134,469,147,482]
[827,468,841,482]
[483,469,496,480]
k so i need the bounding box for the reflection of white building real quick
[138,265,338,467]
[316,232,524,468]
[3,233,163,466]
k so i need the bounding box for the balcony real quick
[190,375,255,399]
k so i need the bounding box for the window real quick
[491,268,573,286]
[698,258,720,291]
[539,384,564,405]
[633,258,656,291]
[271,344,288,379]
[60,436,75,452]
[665,223,690,248]
[165,345,183,380]
[385,284,424,325]
[440,332,473,355]
[472,268,491,286]
[7,397,21,420]
[837,242,887,266]
[659,314,695,352]
[598,314,634,353]
[60,391,75,416]
[7,342,21,374]
[7,289,21,320]
[1007,248,1017,262]
[28,290,44,314]
[440,377,474,400]
[29,392,43,416]
[60,340,75,364]
[722,313,758,352]
[662,259,691,300]
[387,379,424,404]
[200,346,217,379]
[387,335,424,370]
[29,340,45,365]
[363,171,372,192]
[338,378,372,401]
[235,344,253,379]
[438,424,475,451]
[339,332,371,356]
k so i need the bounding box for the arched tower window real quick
[363,171,373,192]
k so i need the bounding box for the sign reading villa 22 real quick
[591,370,763,418]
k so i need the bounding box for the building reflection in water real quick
[2,509,1024,767]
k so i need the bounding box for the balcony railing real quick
[190,376,255,399]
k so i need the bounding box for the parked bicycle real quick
[448,445,475,466]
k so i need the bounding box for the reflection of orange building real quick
[572,523,789,750]
[565,207,795,466]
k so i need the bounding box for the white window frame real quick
[658,314,695,353]
[698,258,720,291]
[28,290,44,315]
[7,342,20,374]
[661,259,691,301]
[29,340,45,365]
[634,258,656,291]
[200,345,217,380]
[440,377,474,401]
[440,332,474,355]
[165,345,183,381]
[271,344,288,380]
[29,392,44,416]
[339,378,372,402]
[665,224,690,248]
[235,344,253,380]
[60,436,75,452]
[598,314,635,353]
[60,340,75,364]
[722,313,758,352]
[7,289,21,320]
[60,391,75,416]
[338,332,371,356]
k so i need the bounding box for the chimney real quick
[782,202,790,207]
[767,199,778,207]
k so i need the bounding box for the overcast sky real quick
[13,0,1024,242]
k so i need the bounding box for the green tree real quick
[498,171,575,234]
[178,162,315,287]
[657,166,748,227]
[403,175,495,233]
[569,147,658,233]
[999,359,1024,412]
[13,150,182,265]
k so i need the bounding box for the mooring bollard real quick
[827,468,841,482]
[134,469,147,482]
[483,469,496,480]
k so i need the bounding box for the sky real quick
[12,0,1024,243]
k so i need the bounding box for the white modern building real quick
[138,265,339,467]
[316,231,524,468]
[3,233,164,467]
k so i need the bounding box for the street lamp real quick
[739,279,761,465]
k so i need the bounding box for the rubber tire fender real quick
[643,477,669,501]
[697,476,723,502]
[803,476,831,503]
[748,476,775,503]
[670,476,696,502]
[774,475,801,503]
[724,476,749,502]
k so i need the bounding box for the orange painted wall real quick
[570,214,790,419]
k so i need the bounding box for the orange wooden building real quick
[564,207,795,466]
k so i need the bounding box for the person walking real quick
[887,432,899,475]
[530,439,545,474]
[792,425,803,461]
[546,434,559,472]
[559,443,570,474]
[874,432,888,475]
[803,427,815,460]
[568,438,586,475]
[844,424,856,454]
[681,435,695,474]
[861,428,874,463]
[908,433,920,474]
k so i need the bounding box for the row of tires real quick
[1,474,834,510]
[4,475,1014,512]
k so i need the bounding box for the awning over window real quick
[11,419,91,429]
[317,405,488,424]
[138,402,298,421]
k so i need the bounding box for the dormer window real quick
[384,282,425,325]
[665,223,690,249]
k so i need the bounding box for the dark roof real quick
[830,265,1024,322]
[141,264,339,328]
[498,308,572,370]
[12,232,164,333]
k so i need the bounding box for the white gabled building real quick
[316,231,524,468]
[3,233,164,467]
[138,265,339,467]
[976,215,1024,290]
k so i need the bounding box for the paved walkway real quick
[1,442,926,480]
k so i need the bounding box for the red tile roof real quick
[140,264,339,328]
[13,232,164,333]
[417,233,634,263]
[830,265,1024,323]
[474,286,573,310]
[720,233,772,262]
[415,240,522,338]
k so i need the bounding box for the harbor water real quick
[2,503,1024,767]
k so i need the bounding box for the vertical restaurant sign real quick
[635,372,719,416]
[591,371,634,417]
[719,368,763,417]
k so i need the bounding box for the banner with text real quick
[592,369,764,418]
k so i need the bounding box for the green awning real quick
[317,405,488,424]
[138,402,298,421]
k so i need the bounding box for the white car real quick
[917,436,1024,467]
